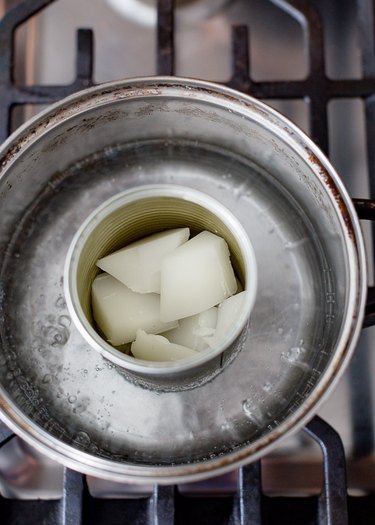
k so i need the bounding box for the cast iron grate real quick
[0,416,357,525]
[0,0,374,524]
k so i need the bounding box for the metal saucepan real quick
[0,77,368,483]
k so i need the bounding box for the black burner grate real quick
[0,0,375,524]
[0,417,357,525]
[0,0,94,142]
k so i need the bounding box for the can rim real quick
[64,184,258,375]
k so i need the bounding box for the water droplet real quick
[74,431,90,447]
[56,388,64,398]
[242,399,252,417]
[42,324,69,347]
[283,347,298,360]
[281,347,309,370]
[42,374,52,384]
[68,395,77,404]
[263,382,272,393]
[242,401,265,425]
[55,296,66,308]
[58,315,71,327]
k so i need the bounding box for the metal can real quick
[64,184,258,384]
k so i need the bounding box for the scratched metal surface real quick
[0,76,363,485]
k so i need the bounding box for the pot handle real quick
[352,198,375,328]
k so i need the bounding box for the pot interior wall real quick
[0,84,356,474]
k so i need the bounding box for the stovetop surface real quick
[0,0,374,523]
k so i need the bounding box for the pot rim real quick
[0,76,367,483]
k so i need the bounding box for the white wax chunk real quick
[131,330,198,361]
[92,273,178,346]
[160,231,237,322]
[166,307,218,351]
[205,291,248,348]
[96,227,190,294]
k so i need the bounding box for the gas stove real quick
[0,1,374,523]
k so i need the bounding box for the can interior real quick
[77,196,246,328]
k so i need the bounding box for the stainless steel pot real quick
[0,77,367,483]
